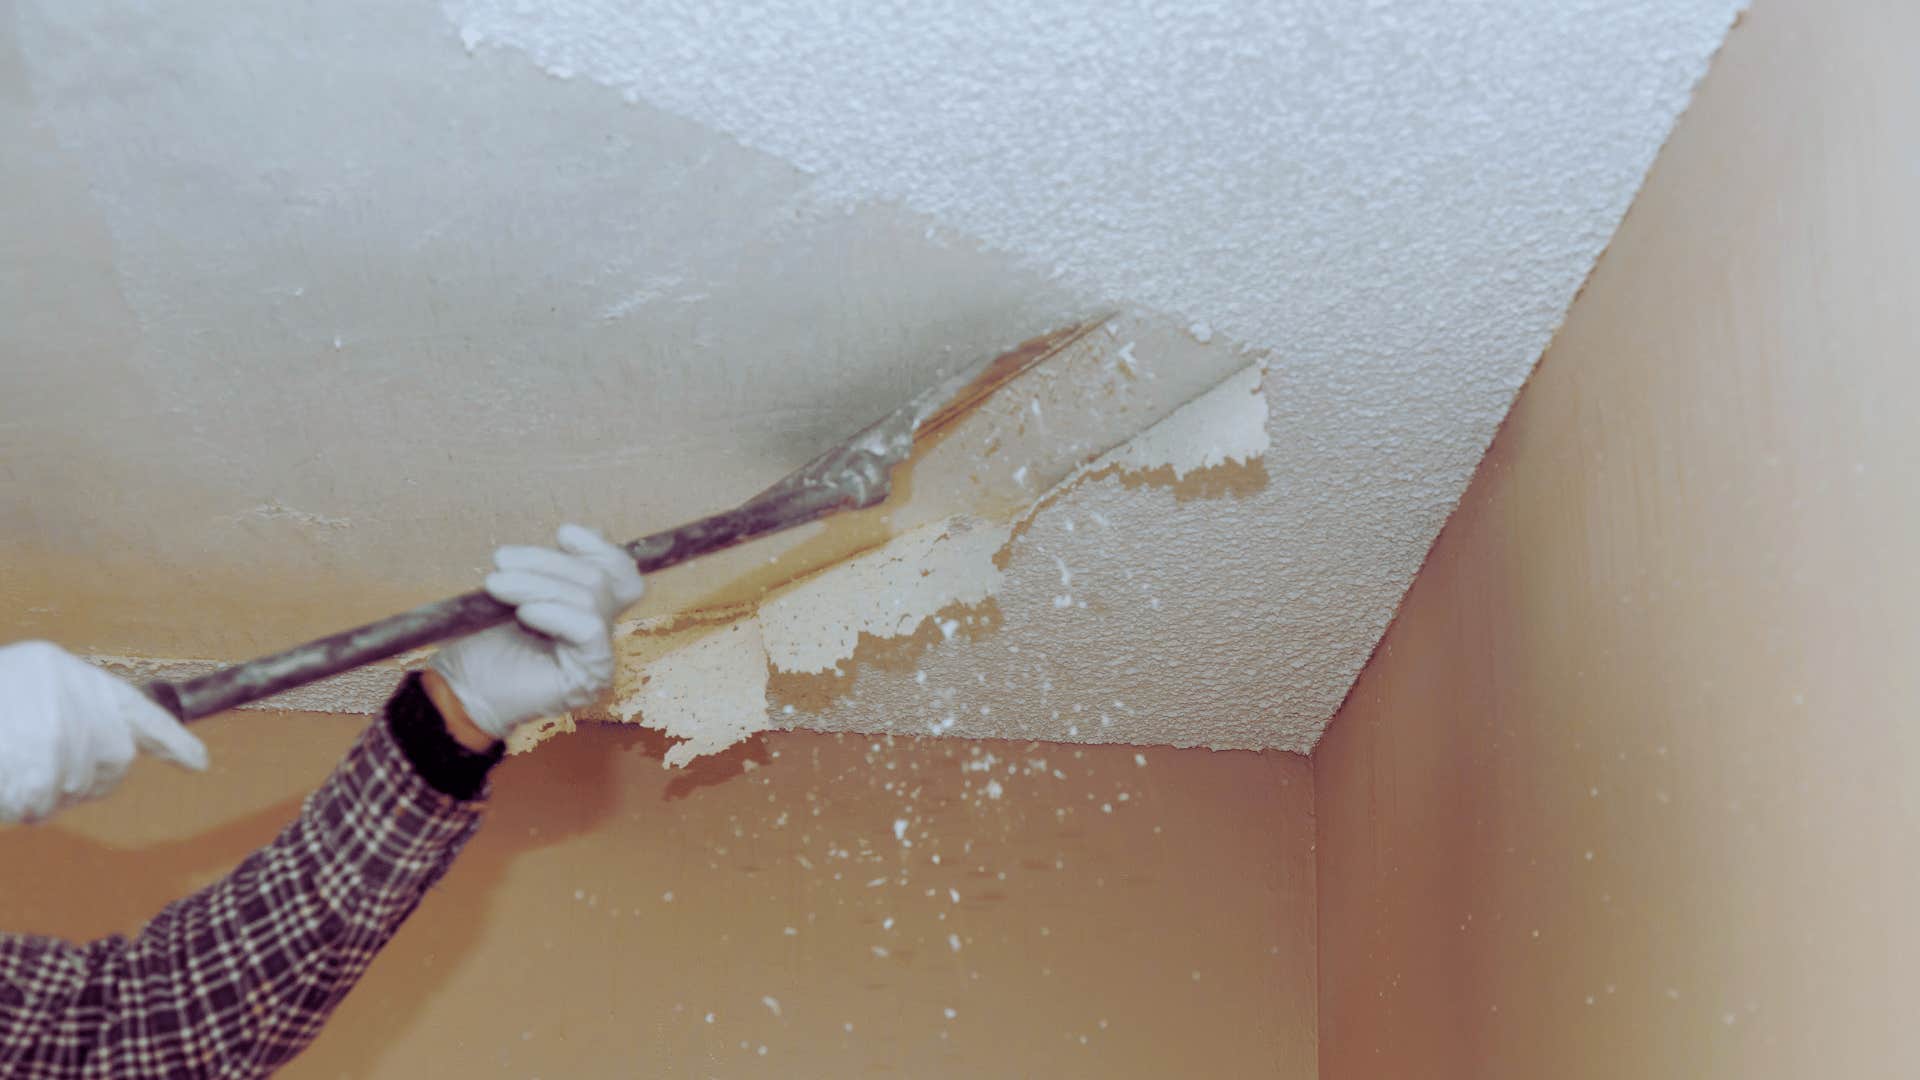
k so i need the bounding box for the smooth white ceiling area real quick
[0,1,1744,753]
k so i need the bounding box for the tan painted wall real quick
[1314,1,1920,1076]
[0,713,1315,1077]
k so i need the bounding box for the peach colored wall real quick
[1,713,1315,1077]
[1314,1,1920,1076]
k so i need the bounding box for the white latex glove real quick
[0,641,209,824]
[430,524,646,741]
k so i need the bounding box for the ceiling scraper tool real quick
[142,317,1112,723]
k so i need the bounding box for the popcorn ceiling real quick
[444,0,1747,360]
[21,2,1747,756]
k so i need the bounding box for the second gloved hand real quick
[430,524,646,742]
[0,641,208,824]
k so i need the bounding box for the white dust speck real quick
[762,996,781,1017]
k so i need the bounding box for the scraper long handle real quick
[144,481,865,723]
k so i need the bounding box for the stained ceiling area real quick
[0,1,1745,754]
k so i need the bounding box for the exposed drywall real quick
[1315,0,1920,1074]
[608,618,770,768]
[0,713,1318,1077]
[3,0,1743,754]
[563,361,1273,764]
[1090,363,1271,481]
[759,517,1012,677]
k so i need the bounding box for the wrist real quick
[422,668,500,753]
[386,672,503,801]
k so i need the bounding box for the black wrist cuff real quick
[385,671,504,801]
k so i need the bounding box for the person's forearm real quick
[0,675,494,1079]
[2,521,632,1077]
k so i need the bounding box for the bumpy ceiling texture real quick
[0,1,1745,754]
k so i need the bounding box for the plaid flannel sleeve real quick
[0,676,492,1078]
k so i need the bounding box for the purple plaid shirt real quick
[0,715,486,1078]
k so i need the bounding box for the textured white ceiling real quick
[0,1,1743,753]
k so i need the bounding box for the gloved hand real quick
[430,524,646,741]
[0,641,209,824]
